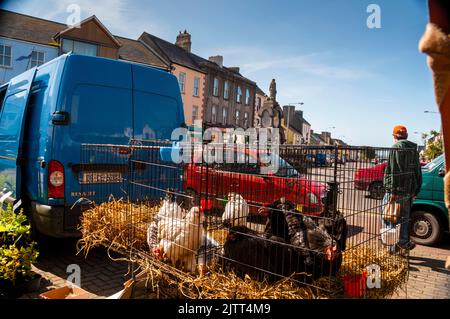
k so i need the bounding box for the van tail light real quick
[48,160,64,198]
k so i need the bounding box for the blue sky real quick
[1,0,441,147]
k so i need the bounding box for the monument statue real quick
[256,78,285,143]
[269,79,277,101]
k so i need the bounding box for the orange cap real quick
[393,125,408,138]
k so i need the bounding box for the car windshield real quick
[273,155,300,177]
[423,154,444,171]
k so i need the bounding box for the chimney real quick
[321,131,331,144]
[283,105,295,126]
[296,110,303,119]
[229,67,240,73]
[209,55,223,68]
[175,30,191,52]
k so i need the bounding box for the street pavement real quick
[21,235,449,299]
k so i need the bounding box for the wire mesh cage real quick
[77,140,418,298]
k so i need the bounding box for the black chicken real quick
[222,225,311,283]
[222,199,343,283]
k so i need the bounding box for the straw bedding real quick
[77,200,408,299]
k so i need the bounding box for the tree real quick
[423,129,444,160]
[424,138,443,160]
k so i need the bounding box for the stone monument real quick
[257,79,285,143]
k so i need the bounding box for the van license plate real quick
[80,172,122,184]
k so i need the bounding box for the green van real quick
[411,154,449,245]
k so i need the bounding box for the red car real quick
[355,161,427,199]
[354,162,388,199]
[183,149,327,217]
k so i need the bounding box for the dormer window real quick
[61,39,97,56]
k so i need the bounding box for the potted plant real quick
[0,205,39,299]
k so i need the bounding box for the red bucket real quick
[343,272,368,298]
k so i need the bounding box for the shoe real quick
[397,241,416,251]
[389,245,400,255]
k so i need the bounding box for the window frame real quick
[193,77,200,97]
[236,86,242,103]
[223,107,228,125]
[178,72,186,94]
[192,105,199,123]
[244,112,249,128]
[211,105,217,123]
[235,110,240,125]
[0,44,12,68]
[61,38,98,56]
[245,87,251,105]
[223,80,229,100]
[213,77,219,97]
[30,50,45,68]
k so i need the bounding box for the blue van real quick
[0,53,184,238]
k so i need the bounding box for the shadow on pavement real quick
[25,237,131,298]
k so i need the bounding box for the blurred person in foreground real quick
[419,0,450,269]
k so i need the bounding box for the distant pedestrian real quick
[382,125,422,253]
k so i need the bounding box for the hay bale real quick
[77,200,409,299]
[340,245,408,298]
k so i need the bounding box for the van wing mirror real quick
[51,111,70,125]
[438,167,446,177]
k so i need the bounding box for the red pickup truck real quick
[182,149,327,217]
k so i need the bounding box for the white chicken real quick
[222,193,249,227]
[159,195,187,236]
[147,194,187,253]
[161,206,203,272]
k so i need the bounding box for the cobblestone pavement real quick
[22,234,450,299]
[20,238,131,299]
[392,233,450,299]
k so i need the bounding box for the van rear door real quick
[0,67,36,206]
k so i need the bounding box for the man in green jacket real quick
[382,125,422,253]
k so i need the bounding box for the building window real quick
[192,105,198,123]
[223,107,228,125]
[235,110,240,125]
[224,80,229,100]
[193,77,200,97]
[213,77,219,97]
[244,112,249,128]
[61,39,97,56]
[30,51,45,68]
[178,72,186,93]
[211,105,217,123]
[236,86,242,103]
[245,88,251,105]
[0,45,12,67]
[257,97,262,110]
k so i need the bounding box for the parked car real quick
[315,153,329,167]
[180,149,327,217]
[411,154,449,245]
[355,160,428,200]
[354,162,388,199]
[0,53,185,238]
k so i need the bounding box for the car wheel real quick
[368,182,385,200]
[410,210,443,246]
